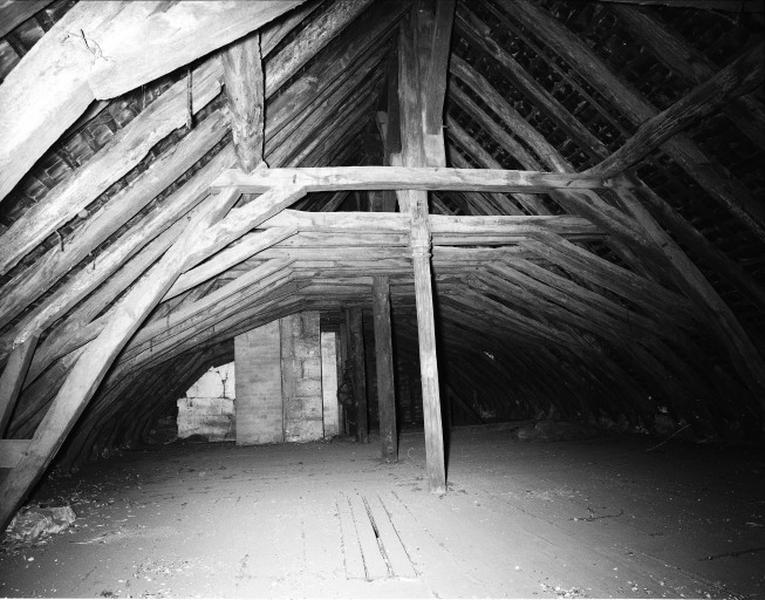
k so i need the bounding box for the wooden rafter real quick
[0,1,304,205]
[588,42,765,177]
[504,0,765,240]
[609,3,765,149]
[0,187,241,530]
[0,336,38,436]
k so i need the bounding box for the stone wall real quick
[234,321,283,445]
[177,363,236,441]
[234,312,339,445]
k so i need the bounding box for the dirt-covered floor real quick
[1,427,763,598]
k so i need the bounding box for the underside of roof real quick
[0,0,764,522]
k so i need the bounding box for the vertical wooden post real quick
[392,0,454,493]
[337,317,350,435]
[347,307,368,443]
[0,335,38,436]
[373,276,397,461]
[410,194,445,491]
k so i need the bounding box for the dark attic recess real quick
[0,0,764,531]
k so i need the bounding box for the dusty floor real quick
[1,427,764,598]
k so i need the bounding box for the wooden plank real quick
[0,188,239,530]
[222,32,266,172]
[373,277,397,462]
[0,336,38,436]
[261,209,600,237]
[347,307,368,444]
[588,42,765,177]
[423,0,456,134]
[212,166,611,193]
[336,492,367,579]
[165,227,297,301]
[0,1,123,206]
[87,2,305,99]
[347,493,389,580]
[364,493,416,578]
[185,187,306,268]
[0,440,32,469]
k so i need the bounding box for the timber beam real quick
[587,42,765,178]
[211,166,615,193]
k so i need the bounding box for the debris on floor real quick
[4,505,76,544]
[515,420,598,442]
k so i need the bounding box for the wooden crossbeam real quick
[588,42,765,177]
[211,166,612,193]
